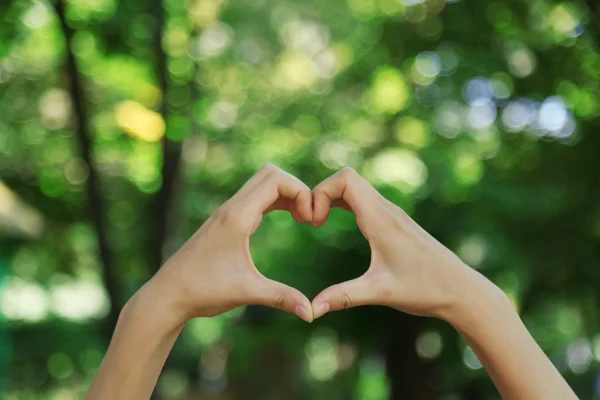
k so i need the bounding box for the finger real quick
[263,198,306,224]
[245,164,313,223]
[251,277,314,323]
[312,167,383,235]
[311,275,375,319]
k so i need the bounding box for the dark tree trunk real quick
[148,0,184,273]
[385,314,436,400]
[53,0,120,339]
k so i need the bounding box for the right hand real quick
[146,163,315,324]
[310,167,491,320]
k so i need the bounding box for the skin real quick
[86,164,578,400]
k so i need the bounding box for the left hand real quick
[309,167,484,321]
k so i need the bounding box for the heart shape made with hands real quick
[164,162,458,325]
[241,164,384,322]
[253,163,456,323]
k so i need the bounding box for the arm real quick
[310,167,577,400]
[86,164,314,400]
[446,276,573,399]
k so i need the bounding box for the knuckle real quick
[260,163,279,175]
[312,187,326,200]
[340,292,353,310]
[214,204,246,233]
[274,292,286,310]
[339,166,357,180]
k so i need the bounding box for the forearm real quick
[443,269,577,400]
[86,281,185,400]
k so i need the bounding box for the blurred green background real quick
[1,0,600,398]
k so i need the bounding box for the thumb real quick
[252,277,314,323]
[311,275,374,319]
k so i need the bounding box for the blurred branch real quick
[581,0,600,48]
[385,314,436,400]
[53,0,120,337]
[149,0,183,273]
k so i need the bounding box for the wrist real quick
[439,267,512,332]
[123,276,190,333]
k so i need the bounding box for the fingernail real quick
[295,305,313,323]
[313,303,330,319]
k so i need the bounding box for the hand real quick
[310,167,488,320]
[147,163,315,324]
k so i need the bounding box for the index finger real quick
[312,167,385,235]
[232,163,313,226]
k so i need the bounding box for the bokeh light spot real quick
[394,117,431,149]
[415,51,441,78]
[367,149,427,193]
[416,330,443,360]
[365,67,411,114]
[462,347,482,370]
[115,101,165,142]
[47,353,73,380]
[566,338,592,374]
[305,331,339,382]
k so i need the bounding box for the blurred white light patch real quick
[538,97,567,132]
[537,96,575,138]
[235,38,267,65]
[305,331,339,381]
[319,140,356,169]
[23,2,51,29]
[209,101,238,130]
[508,48,536,78]
[195,23,233,59]
[1,277,49,322]
[39,89,72,130]
[467,102,496,129]
[0,181,44,238]
[463,346,483,370]
[282,20,330,58]
[274,51,318,90]
[567,338,592,374]
[369,149,427,194]
[501,99,536,132]
[415,52,441,78]
[182,136,208,166]
[313,49,339,79]
[416,330,443,360]
[433,101,464,138]
[50,280,109,321]
[550,4,582,37]
[456,235,486,268]
[463,78,493,106]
